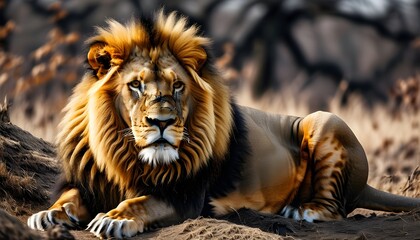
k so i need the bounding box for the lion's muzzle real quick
[134,94,183,166]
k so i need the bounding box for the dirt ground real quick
[9,208,420,240]
[70,210,420,240]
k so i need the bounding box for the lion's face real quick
[117,49,192,166]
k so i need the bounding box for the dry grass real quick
[0,102,59,215]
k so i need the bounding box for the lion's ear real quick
[87,42,123,78]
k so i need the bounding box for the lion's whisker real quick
[119,128,136,141]
[119,128,132,133]
[183,127,190,143]
[123,132,134,137]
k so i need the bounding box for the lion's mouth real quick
[153,138,171,145]
[144,138,174,148]
[139,138,179,166]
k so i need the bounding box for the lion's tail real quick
[356,185,420,212]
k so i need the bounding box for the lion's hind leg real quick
[280,137,346,222]
[297,135,348,222]
[281,112,355,222]
[27,188,90,230]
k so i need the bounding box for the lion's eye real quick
[173,81,184,91]
[128,80,143,99]
[130,80,141,88]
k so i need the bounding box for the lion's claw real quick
[27,203,80,230]
[87,212,144,239]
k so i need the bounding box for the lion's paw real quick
[27,203,80,230]
[87,212,144,239]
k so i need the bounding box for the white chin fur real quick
[139,145,179,166]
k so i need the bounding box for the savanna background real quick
[0,0,419,239]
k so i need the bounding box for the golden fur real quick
[27,10,420,239]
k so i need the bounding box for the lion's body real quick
[27,10,420,239]
[211,107,369,220]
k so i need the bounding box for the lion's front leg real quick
[87,196,177,239]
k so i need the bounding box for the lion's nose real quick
[146,117,176,132]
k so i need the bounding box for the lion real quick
[27,10,420,239]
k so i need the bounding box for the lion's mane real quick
[57,11,234,211]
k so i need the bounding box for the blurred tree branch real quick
[1,0,419,109]
[174,0,419,100]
